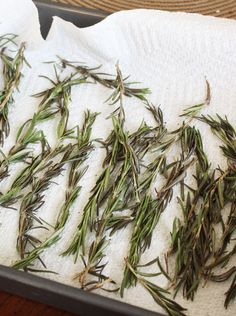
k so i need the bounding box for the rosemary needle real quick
[0,34,17,48]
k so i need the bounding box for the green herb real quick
[180,80,211,118]
[62,130,119,258]
[121,154,194,295]
[0,43,28,145]
[198,114,236,163]
[169,115,236,303]
[77,124,140,288]
[58,58,150,101]
[13,111,97,270]
[55,110,98,229]
[0,68,87,207]
[120,116,210,298]
[12,232,61,272]
[62,65,132,259]
[123,259,187,316]
[66,66,162,292]
[17,137,93,260]
[0,34,17,49]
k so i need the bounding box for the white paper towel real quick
[0,1,236,315]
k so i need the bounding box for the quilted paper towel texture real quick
[0,1,236,315]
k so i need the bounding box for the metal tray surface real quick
[36,0,107,38]
[0,1,164,315]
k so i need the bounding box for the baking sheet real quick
[0,1,236,316]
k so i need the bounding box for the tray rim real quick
[35,0,108,18]
[0,1,165,316]
[0,264,160,316]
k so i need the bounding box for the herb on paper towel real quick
[0,41,28,146]
[124,259,187,316]
[62,64,144,258]
[169,114,236,305]
[13,110,97,271]
[58,57,151,102]
[0,68,86,208]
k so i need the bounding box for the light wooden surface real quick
[0,291,75,316]
[51,0,236,18]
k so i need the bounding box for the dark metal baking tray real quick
[0,1,164,315]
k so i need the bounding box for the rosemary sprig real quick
[120,120,208,296]
[62,65,166,262]
[13,111,97,270]
[198,114,236,163]
[124,259,187,316]
[58,57,150,101]
[12,232,61,272]
[120,93,210,303]
[17,140,92,260]
[66,66,167,293]
[0,69,87,207]
[121,154,194,294]
[180,80,211,118]
[77,123,140,288]
[0,42,28,145]
[55,110,98,229]
[62,127,120,258]
[104,107,166,236]
[169,139,215,299]
[62,65,131,258]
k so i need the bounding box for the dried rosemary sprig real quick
[180,80,211,118]
[104,106,167,236]
[17,136,94,260]
[120,111,210,293]
[192,114,236,308]
[13,110,97,270]
[198,114,236,163]
[58,57,150,101]
[169,115,236,303]
[77,122,141,289]
[65,65,166,293]
[120,87,211,310]
[12,232,61,272]
[62,126,121,258]
[55,110,98,229]
[121,152,194,296]
[124,259,187,316]
[0,42,28,145]
[0,69,87,207]
[62,64,165,262]
[168,128,218,300]
[62,65,131,258]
